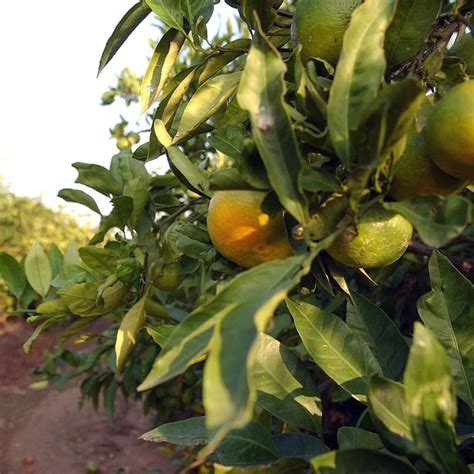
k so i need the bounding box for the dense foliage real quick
[1,0,474,472]
[0,182,90,311]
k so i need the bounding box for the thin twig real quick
[408,241,473,275]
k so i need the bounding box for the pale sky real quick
[0,1,232,224]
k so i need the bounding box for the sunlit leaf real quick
[368,375,416,455]
[203,256,312,448]
[25,242,53,298]
[328,0,397,166]
[238,26,308,224]
[174,72,242,143]
[141,28,186,113]
[253,333,322,433]
[287,298,382,402]
[418,252,474,412]
[404,323,468,473]
[116,293,148,370]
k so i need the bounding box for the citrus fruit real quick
[390,128,466,200]
[149,260,185,291]
[207,190,293,268]
[425,80,474,180]
[291,0,362,65]
[326,205,413,268]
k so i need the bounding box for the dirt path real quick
[0,316,176,474]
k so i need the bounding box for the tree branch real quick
[408,241,474,276]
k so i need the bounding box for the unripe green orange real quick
[425,80,474,180]
[327,205,413,268]
[390,128,466,200]
[291,0,362,65]
[149,260,185,291]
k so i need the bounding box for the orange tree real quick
[1,0,474,472]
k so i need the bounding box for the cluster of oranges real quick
[207,0,473,271]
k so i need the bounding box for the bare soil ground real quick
[0,315,177,474]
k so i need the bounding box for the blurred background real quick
[0,0,232,224]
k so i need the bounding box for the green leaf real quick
[367,375,416,455]
[51,264,92,289]
[111,153,149,184]
[138,255,309,397]
[116,293,148,370]
[209,168,252,191]
[347,291,409,379]
[63,243,81,267]
[79,247,118,276]
[58,282,97,315]
[418,252,474,413]
[174,72,242,144]
[208,125,246,160]
[287,298,381,402]
[73,162,122,196]
[327,0,397,166]
[175,223,212,258]
[59,283,103,317]
[123,177,150,229]
[98,1,151,75]
[104,380,119,420]
[253,333,322,433]
[142,416,208,445]
[273,432,326,460]
[166,144,211,198]
[311,449,417,473]
[57,188,102,214]
[203,255,311,447]
[197,39,250,85]
[146,325,176,347]
[36,299,69,315]
[90,196,134,245]
[337,427,387,452]
[240,0,278,31]
[404,323,469,473]
[142,417,278,466]
[23,314,66,353]
[384,195,472,248]
[385,0,442,67]
[47,244,64,277]
[141,28,186,113]
[0,252,26,299]
[25,242,53,298]
[237,27,308,224]
[145,0,213,36]
[356,78,425,167]
[301,165,341,193]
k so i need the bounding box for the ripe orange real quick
[326,205,413,268]
[291,0,362,65]
[390,128,466,200]
[207,190,293,268]
[425,80,474,180]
